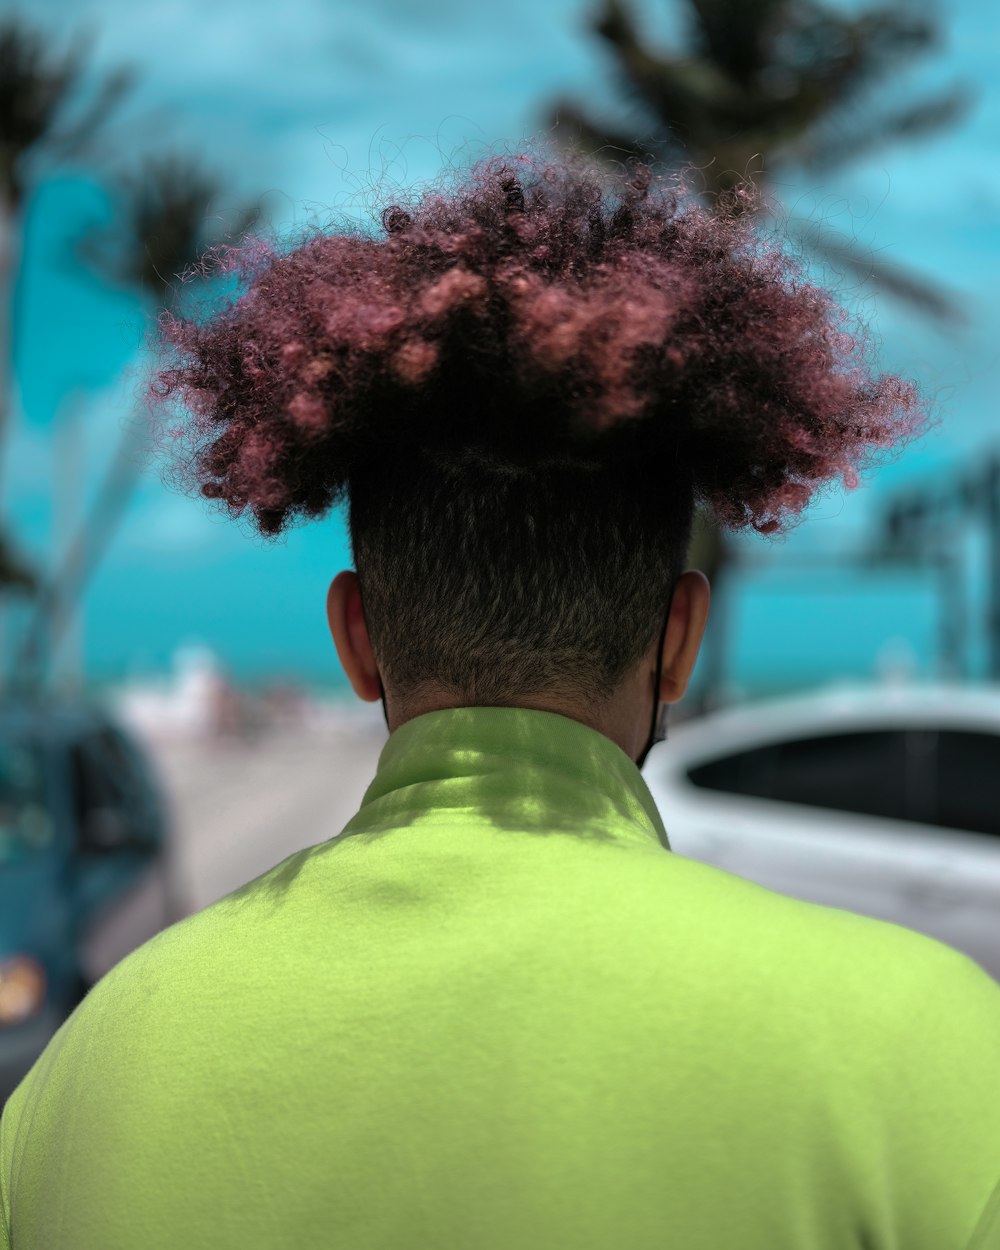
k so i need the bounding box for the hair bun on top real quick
[143,139,929,540]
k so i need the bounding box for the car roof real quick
[0,694,116,744]
[670,679,1000,758]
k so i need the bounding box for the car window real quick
[70,725,158,851]
[0,737,55,864]
[686,741,778,801]
[70,737,122,850]
[933,731,1000,838]
[687,730,912,823]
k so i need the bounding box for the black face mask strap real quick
[635,591,674,772]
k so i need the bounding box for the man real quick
[4,143,999,1249]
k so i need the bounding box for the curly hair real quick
[143,137,928,714]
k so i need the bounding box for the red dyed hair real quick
[142,138,929,710]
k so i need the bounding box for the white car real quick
[647,680,1000,983]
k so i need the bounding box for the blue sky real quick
[3,0,1000,696]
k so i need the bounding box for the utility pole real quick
[52,388,88,696]
[985,453,1000,681]
[934,545,966,681]
[873,446,1000,683]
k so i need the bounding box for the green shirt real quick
[3,706,1000,1249]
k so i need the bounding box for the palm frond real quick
[543,98,687,170]
[685,0,789,88]
[0,18,133,207]
[790,83,975,174]
[590,0,739,141]
[783,214,968,326]
[41,65,138,165]
[73,150,261,305]
[772,5,938,115]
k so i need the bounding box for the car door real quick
[68,723,172,983]
[0,732,75,1102]
[0,732,73,983]
[666,725,1000,981]
[912,727,1000,979]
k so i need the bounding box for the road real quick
[152,716,387,910]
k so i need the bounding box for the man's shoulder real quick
[638,848,1000,1010]
[85,843,332,1021]
[86,883,262,1008]
[91,843,323,997]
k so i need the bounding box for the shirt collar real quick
[338,705,671,852]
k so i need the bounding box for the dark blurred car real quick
[0,695,174,1105]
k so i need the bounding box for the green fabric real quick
[2,705,1000,1249]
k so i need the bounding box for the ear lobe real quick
[325,573,346,644]
[326,571,383,704]
[662,570,711,703]
[330,575,342,635]
[325,571,356,666]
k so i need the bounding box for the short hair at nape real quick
[144,135,928,713]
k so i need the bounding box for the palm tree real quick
[0,14,137,695]
[12,151,264,693]
[541,0,973,709]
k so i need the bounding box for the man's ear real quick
[660,570,711,704]
[326,570,382,703]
